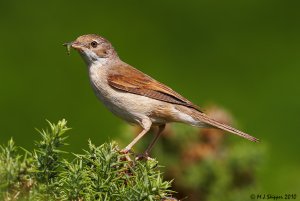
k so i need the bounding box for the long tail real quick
[194,112,259,142]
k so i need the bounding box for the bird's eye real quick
[91,41,98,48]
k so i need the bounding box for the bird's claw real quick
[120,149,130,154]
[119,149,132,161]
[135,152,154,161]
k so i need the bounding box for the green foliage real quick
[33,119,69,184]
[0,120,174,201]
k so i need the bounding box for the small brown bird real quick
[64,34,259,156]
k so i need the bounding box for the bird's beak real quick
[71,42,84,49]
[63,41,84,55]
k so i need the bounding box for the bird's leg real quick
[121,118,152,154]
[144,124,165,156]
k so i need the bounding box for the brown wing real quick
[107,63,202,112]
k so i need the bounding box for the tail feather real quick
[195,112,259,142]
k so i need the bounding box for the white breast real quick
[88,62,167,125]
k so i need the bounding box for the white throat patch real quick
[80,49,108,66]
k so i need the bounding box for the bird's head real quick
[64,34,117,65]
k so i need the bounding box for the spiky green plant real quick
[0,120,175,201]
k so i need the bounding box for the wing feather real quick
[107,63,202,112]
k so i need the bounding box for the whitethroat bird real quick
[64,34,259,157]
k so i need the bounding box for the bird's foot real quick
[135,152,154,161]
[119,148,132,161]
[120,148,130,154]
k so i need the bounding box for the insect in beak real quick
[63,41,73,55]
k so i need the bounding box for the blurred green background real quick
[0,0,299,196]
